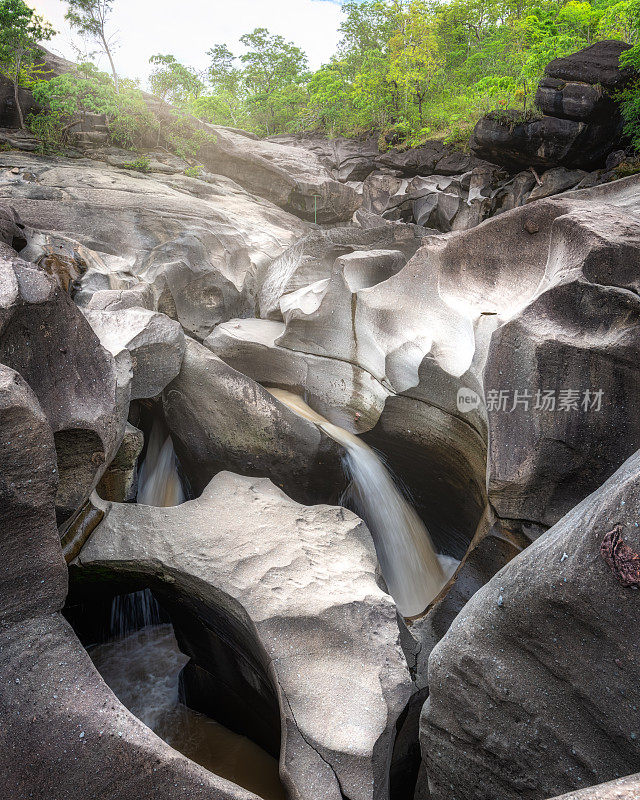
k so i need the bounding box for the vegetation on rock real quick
[0,0,54,128]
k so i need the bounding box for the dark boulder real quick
[472,41,632,170]
[0,249,124,524]
[419,447,640,800]
[544,39,633,90]
[471,111,617,170]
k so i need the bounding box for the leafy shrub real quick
[120,155,151,172]
[184,164,205,178]
[29,63,158,152]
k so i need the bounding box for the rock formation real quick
[0,36,639,800]
[419,448,640,800]
[471,41,633,170]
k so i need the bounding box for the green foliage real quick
[618,6,640,150]
[0,0,55,127]
[185,0,633,144]
[29,63,158,152]
[192,27,309,135]
[120,154,151,172]
[149,54,204,106]
[184,164,205,178]
[65,0,119,90]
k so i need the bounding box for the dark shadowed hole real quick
[64,575,285,800]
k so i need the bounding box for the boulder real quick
[198,126,361,223]
[0,364,258,800]
[0,74,39,129]
[473,42,632,170]
[82,307,185,400]
[271,134,381,182]
[96,422,144,503]
[550,774,640,800]
[543,39,633,92]
[163,337,346,504]
[470,112,614,171]
[0,202,26,249]
[75,471,414,800]
[486,194,640,530]
[333,249,407,291]
[527,166,588,202]
[0,151,309,340]
[0,249,123,524]
[204,318,390,433]
[376,142,448,177]
[419,447,640,800]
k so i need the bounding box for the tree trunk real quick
[13,54,24,129]
[13,81,24,129]
[101,33,119,93]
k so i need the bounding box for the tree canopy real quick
[0,0,55,127]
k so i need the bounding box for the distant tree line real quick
[0,0,639,153]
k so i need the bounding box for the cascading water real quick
[137,418,185,506]
[86,424,284,800]
[90,604,284,800]
[266,388,454,618]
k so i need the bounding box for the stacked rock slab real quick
[471,40,632,170]
[418,448,640,800]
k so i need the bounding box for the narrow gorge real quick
[0,21,639,800]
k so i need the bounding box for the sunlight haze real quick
[26,0,343,85]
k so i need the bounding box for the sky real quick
[26,0,345,86]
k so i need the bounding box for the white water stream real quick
[266,388,454,617]
[137,418,185,507]
[87,429,284,799]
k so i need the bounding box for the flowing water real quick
[87,429,285,800]
[137,418,185,507]
[266,388,453,617]
[90,616,284,800]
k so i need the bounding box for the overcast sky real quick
[26,0,344,86]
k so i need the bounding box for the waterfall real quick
[266,388,449,618]
[137,418,185,507]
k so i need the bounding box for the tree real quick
[149,54,204,106]
[387,2,444,124]
[239,28,308,133]
[65,0,119,92]
[0,0,55,128]
[29,63,157,151]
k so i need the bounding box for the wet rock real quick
[163,337,346,504]
[96,422,144,503]
[0,249,123,524]
[0,364,257,800]
[82,307,185,400]
[419,447,640,800]
[75,470,414,800]
[205,318,390,433]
